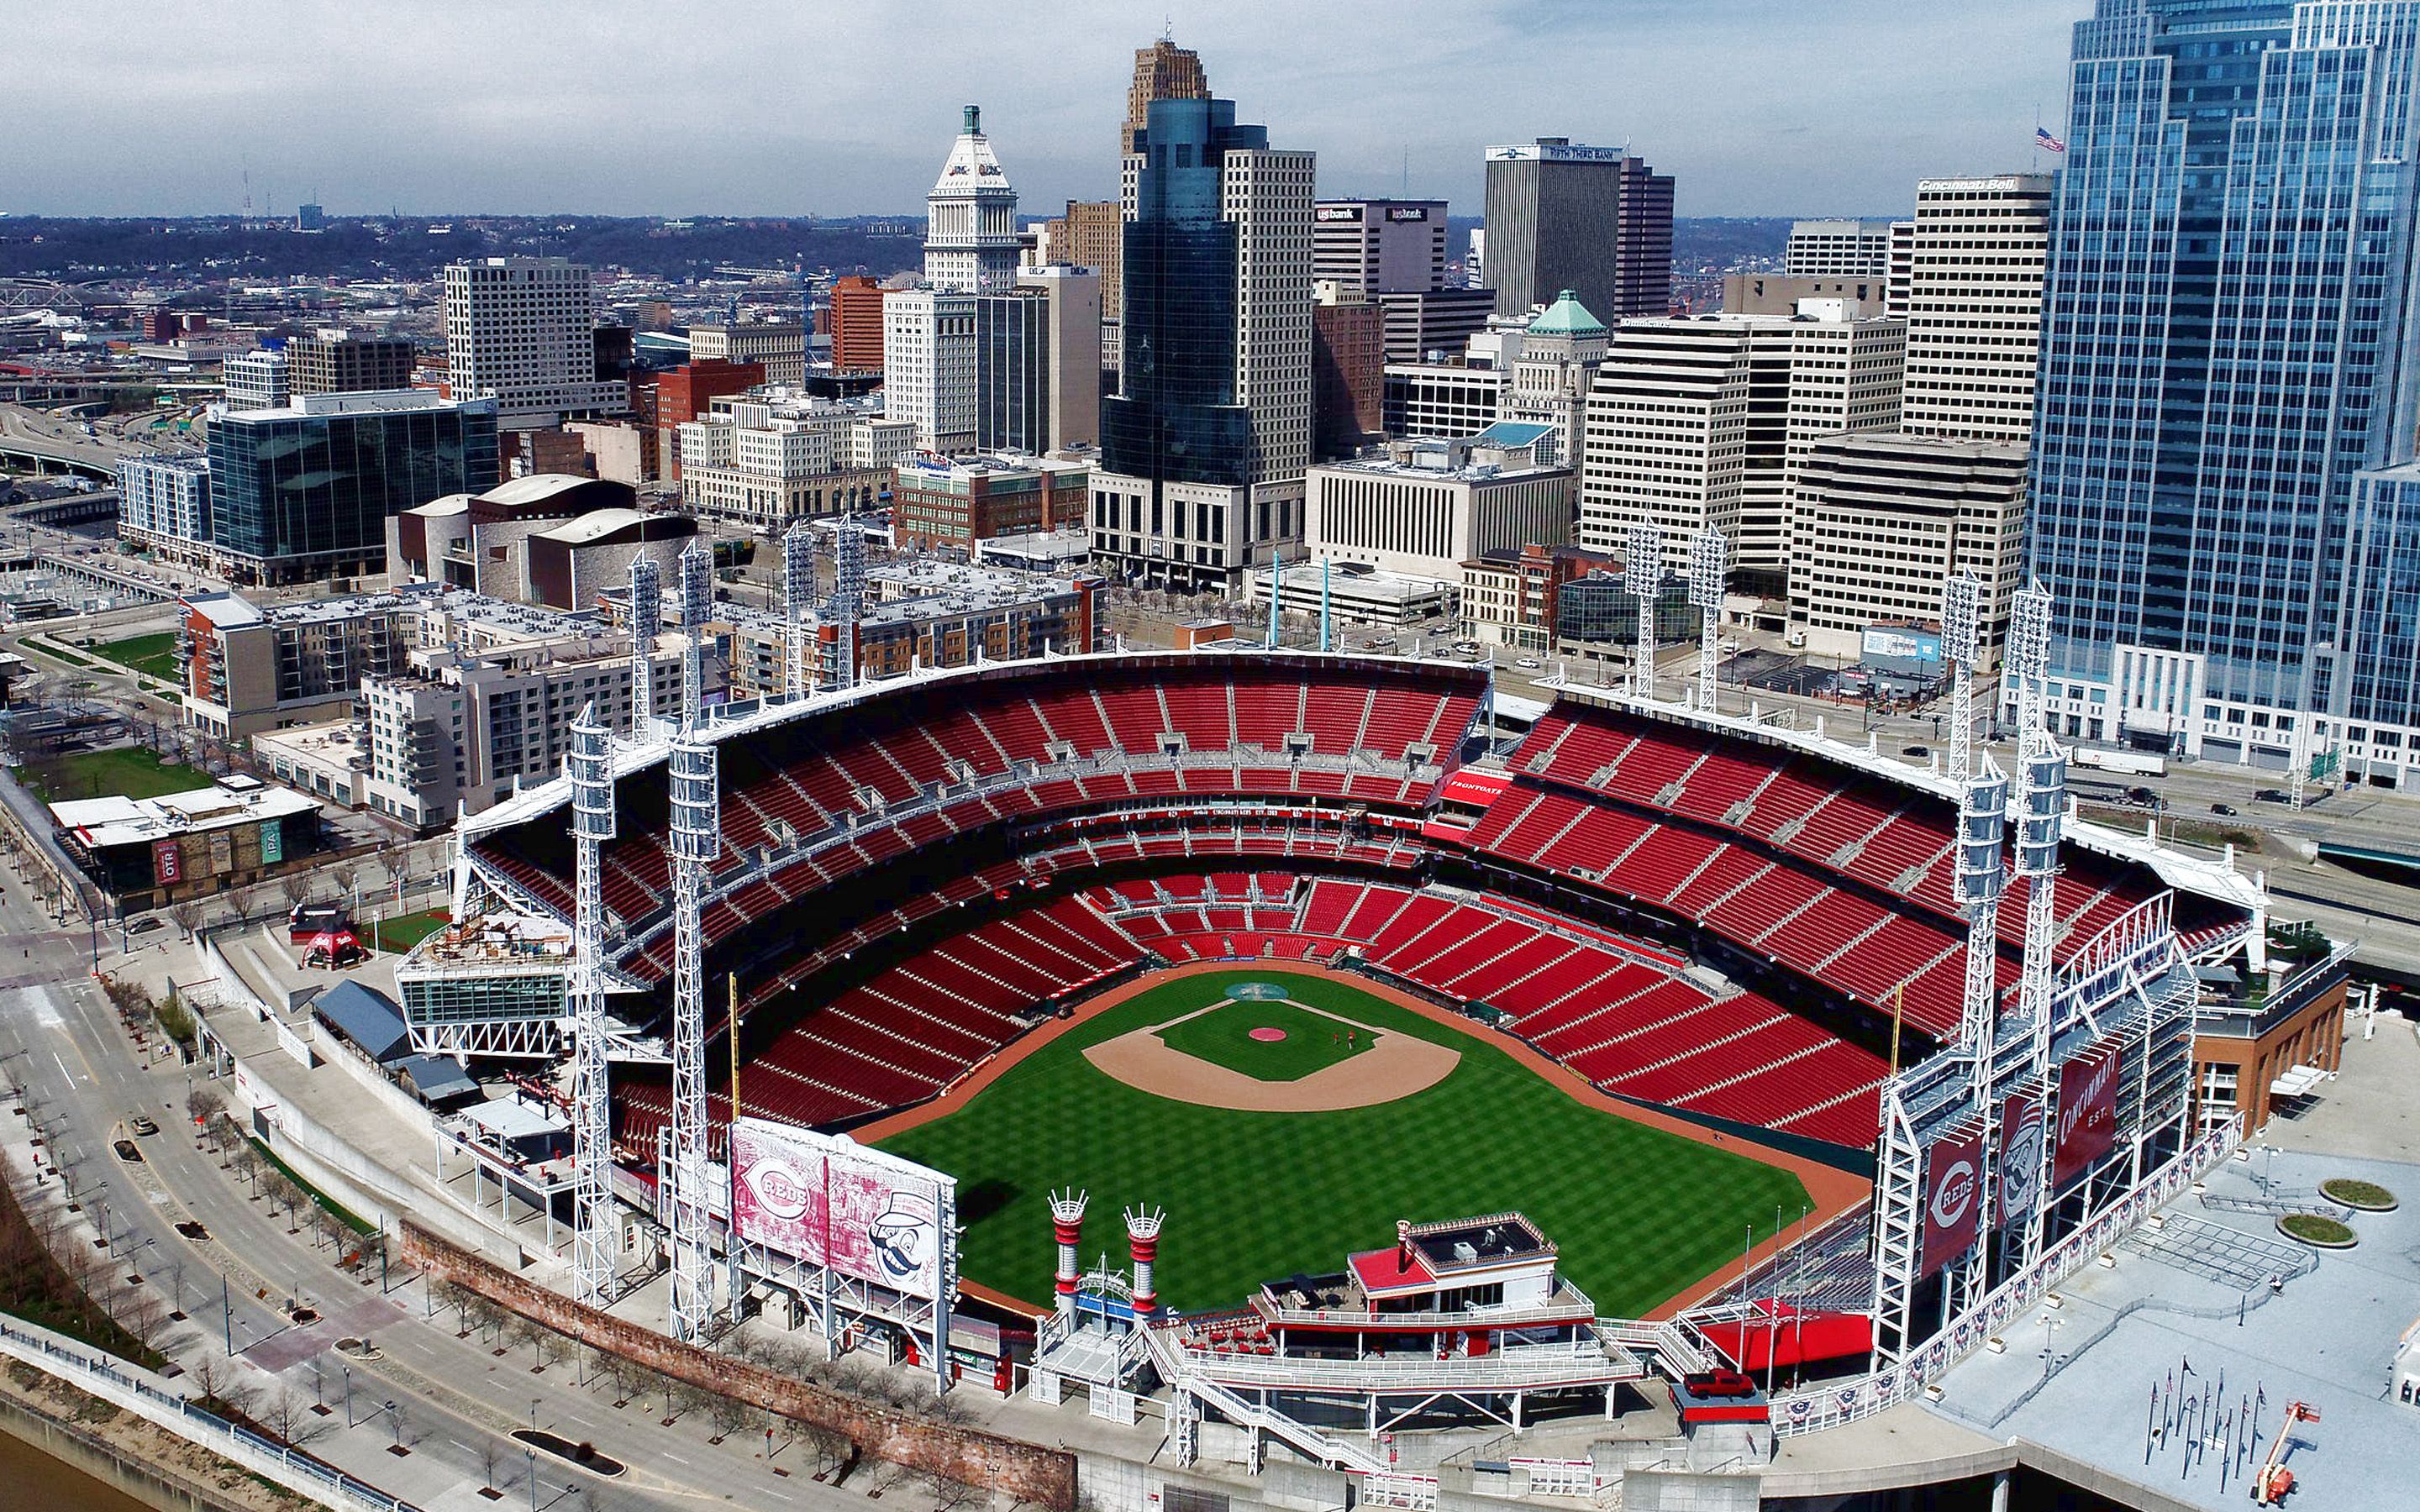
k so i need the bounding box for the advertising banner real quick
[260,819,283,866]
[1995,1090,2045,1231]
[729,1117,951,1300]
[1919,1126,1986,1278]
[152,839,182,886]
[2054,1047,2120,1190]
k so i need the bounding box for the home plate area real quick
[1081,982,1460,1111]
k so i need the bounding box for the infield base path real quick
[1082,998,1460,1111]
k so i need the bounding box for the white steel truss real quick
[628,556,661,738]
[1941,573,1981,784]
[665,735,721,1341]
[677,540,711,730]
[827,515,862,691]
[566,706,617,1306]
[1689,526,1726,715]
[783,518,816,701]
[1626,522,1665,701]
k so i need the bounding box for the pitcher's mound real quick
[1086,999,1460,1112]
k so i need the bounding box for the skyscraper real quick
[924,105,1021,293]
[1482,139,1673,321]
[443,258,625,430]
[1899,176,2050,444]
[1092,88,1313,591]
[1784,219,1897,279]
[884,290,977,454]
[2028,1,2420,782]
[1123,36,1210,153]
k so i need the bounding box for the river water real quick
[0,1425,155,1512]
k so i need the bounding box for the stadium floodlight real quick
[783,520,816,701]
[1625,522,1665,701]
[628,556,662,738]
[677,540,713,732]
[566,706,617,1305]
[1942,574,1981,783]
[1688,527,1726,715]
[665,735,721,1342]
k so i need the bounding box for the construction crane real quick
[2253,1400,2318,1505]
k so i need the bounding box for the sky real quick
[5,1,2084,221]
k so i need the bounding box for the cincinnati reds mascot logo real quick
[1999,1099,2044,1225]
[741,1154,812,1221]
[866,1193,939,1287]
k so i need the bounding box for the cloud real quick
[1,0,2084,218]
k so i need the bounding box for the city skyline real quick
[9,1,2077,220]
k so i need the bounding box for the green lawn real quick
[20,745,213,803]
[1155,996,1371,1082]
[876,969,1811,1317]
[373,908,450,953]
[91,631,181,682]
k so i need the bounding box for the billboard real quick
[152,839,182,886]
[729,1117,953,1300]
[2053,1047,2120,1191]
[1995,1090,2045,1231]
[1918,1125,1986,1278]
[1861,626,1944,668]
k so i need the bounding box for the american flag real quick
[2037,126,2068,153]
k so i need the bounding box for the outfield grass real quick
[876,969,1812,1317]
[20,745,213,803]
[1155,997,1371,1081]
[373,908,450,953]
[91,631,181,682]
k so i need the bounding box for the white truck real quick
[2071,747,2168,778]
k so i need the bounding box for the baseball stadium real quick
[429,637,2267,1478]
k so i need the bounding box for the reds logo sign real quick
[740,1153,813,1222]
[1920,1126,1986,1278]
[1930,1152,1979,1228]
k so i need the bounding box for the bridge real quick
[0,404,137,481]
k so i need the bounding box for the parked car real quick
[2211,802,2239,816]
[1683,1370,1760,1399]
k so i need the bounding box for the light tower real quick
[1048,1189,1087,1326]
[1123,1206,1165,1325]
[1688,526,1726,715]
[628,556,662,738]
[565,705,617,1305]
[677,540,711,726]
[2006,583,2065,1268]
[1625,522,1665,701]
[665,538,721,1341]
[1941,573,1981,784]
[782,519,816,701]
[1952,756,2008,1310]
[824,517,862,692]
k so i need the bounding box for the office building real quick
[1384,362,1502,440]
[205,390,499,585]
[2031,1,2420,784]
[654,358,765,480]
[115,454,213,568]
[1041,198,1123,314]
[891,454,1091,551]
[222,349,288,412]
[1313,200,1449,297]
[1786,431,2028,663]
[924,105,1020,294]
[1722,273,1895,317]
[827,276,890,373]
[1313,290,1385,460]
[1483,139,1672,322]
[178,587,421,739]
[51,781,322,911]
[1499,289,1607,465]
[1123,35,1210,152]
[1580,303,1904,577]
[441,257,626,429]
[884,289,977,454]
[676,397,908,530]
[1784,218,1896,279]
[687,321,806,386]
[1092,87,1314,591]
[1011,266,1102,452]
[1307,426,1574,584]
[1899,175,2051,444]
[972,287,1050,455]
[1459,542,1697,663]
[288,330,416,396]
[1886,220,1914,317]
[1465,227,1485,288]
[1374,287,1497,364]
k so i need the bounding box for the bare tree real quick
[530,1328,568,1375]
[478,1436,504,1495]
[184,1085,224,1130]
[167,897,204,941]
[706,1390,760,1444]
[262,1386,313,1445]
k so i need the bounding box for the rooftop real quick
[51,781,319,848]
[1526,289,1605,338]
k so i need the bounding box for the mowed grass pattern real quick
[876,970,1811,1318]
[1153,998,1372,1082]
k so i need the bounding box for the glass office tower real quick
[2028,1,2420,785]
[208,391,500,585]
